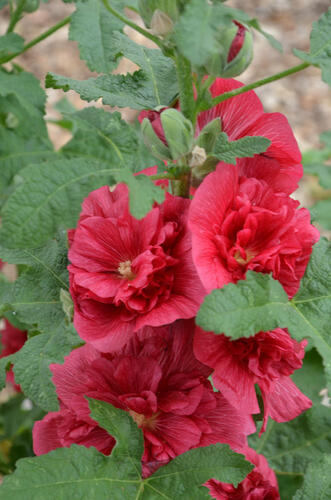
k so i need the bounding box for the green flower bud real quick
[138,0,179,28]
[22,0,40,13]
[204,21,253,78]
[141,108,194,161]
[160,108,194,160]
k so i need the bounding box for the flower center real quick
[234,249,255,266]
[129,410,159,430]
[118,260,136,280]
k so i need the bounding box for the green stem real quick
[204,62,310,109]
[150,173,176,181]
[101,0,164,49]
[0,16,71,64]
[6,0,27,33]
[175,53,195,123]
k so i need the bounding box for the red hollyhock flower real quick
[197,78,302,194]
[189,163,319,297]
[194,326,312,434]
[205,447,280,499]
[0,319,27,391]
[34,321,253,477]
[68,184,204,352]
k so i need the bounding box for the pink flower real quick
[68,184,204,352]
[0,319,27,391]
[34,320,253,477]
[194,326,312,434]
[205,447,280,499]
[197,78,302,194]
[189,163,319,297]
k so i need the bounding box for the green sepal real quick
[141,117,172,161]
[138,0,179,27]
[160,108,194,159]
[196,117,222,153]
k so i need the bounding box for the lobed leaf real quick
[293,454,331,499]
[212,132,271,164]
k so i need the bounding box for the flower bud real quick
[22,0,40,13]
[150,10,174,37]
[204,21,253,78]
[141,108,194,161]
[138,0,179,29]
[196,117,221,154]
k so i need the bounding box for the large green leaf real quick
[0,402,252,499]
[293,8,331,87]
[311,199,331,230]
[293,454,331,499]
[212,132,271,165]
[0,233,69,330]
[196,239,331,391]
[0,155,164,248]
[0,71,53,205]
[46,33,178,109]
[13,324,81,412]
[69,0,123,73]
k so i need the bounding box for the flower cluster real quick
[34,78,319,497]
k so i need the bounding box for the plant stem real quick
[175,53,196,123]
[149,173,177,181]
[204,62,310,109]
[101,0,164,49]
[6,0,27,33]
[0,16,71,64]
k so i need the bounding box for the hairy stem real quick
[0,16,71,64]
[6,0,27,33]
[101,0,164,49]
[204,62,310,108]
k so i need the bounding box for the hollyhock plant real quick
[197,78,303,194]
[33,320,253,477]
[189,162,319,297]
[194,326,312,434]
[68,184,204,352]
[0,319,27,392]
[205,447,280,499]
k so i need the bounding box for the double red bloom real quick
[0,319,27,391]
[68,184,204,352]
[33,321,252,477]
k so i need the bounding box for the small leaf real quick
[212,132,271,164]
[293,8,331,87]
[0,33,24,58]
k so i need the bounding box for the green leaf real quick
[197,239,331,391]
[291,348,327,404]
[69,0,124,73]
[0,71,53,205]
[0,354,16,391]
[0,158,121,249]
[247,18,282,53]
[13,324,81,411]
[303,130,331,189]
[113,171,164,219]
[46,33,178,109]
[0,401,252,499]
[293,8,331,87]
[61,108,139,167]
[293,454,331,499]
[212,132,271,165]
[0,34,24,58]
[311,199,331,230]
[0,233,69,330]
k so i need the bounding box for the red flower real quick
[33,404,115,456]
[68,184,204,352]
[34,321,253,477]
[197,78,302,194]
[205,447,280,499]
[194,327,312,434]
[0,319,27,391]
[189,163,319,297]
